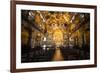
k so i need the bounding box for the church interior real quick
[21,10,90,63]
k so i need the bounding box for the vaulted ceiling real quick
[21,10,90,47]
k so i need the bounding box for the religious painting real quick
[21,10,90,62]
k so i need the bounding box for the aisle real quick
[52,48,64,61]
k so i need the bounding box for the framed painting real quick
[11,0,97,72]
